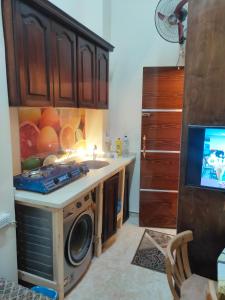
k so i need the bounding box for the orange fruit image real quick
[19,108,41,125]
[39,107,60,132]
[37,126,59,155]
[59,109,81,130]
[20,121,40,159]
[60,125,76,150]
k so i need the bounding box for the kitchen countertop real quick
[14,155,135,209]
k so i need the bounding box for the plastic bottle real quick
[105,135,111,153]
[122,136,129,157]
[115,138,122,157]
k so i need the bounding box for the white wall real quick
[49,0,104,37]
[109,0,180,212]
[0,6,17,280]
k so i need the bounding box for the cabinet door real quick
[15,2,53,106]
[77,37,96,108]
[96,47,109,109]
[52,22,77,107]
[102,174,119,243]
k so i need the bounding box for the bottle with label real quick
[122,135,129,157]
[115,138,122,157]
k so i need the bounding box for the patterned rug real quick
[131,229,174,273]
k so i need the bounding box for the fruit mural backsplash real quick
[19,107,86,171]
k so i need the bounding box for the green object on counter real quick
[22,157,42,170]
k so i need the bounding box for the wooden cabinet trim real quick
[10,0,114,52]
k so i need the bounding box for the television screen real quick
[186,126,225,191]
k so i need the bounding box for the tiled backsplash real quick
[18,107,86,170]
[10,107,107,174]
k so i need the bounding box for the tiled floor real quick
[66,214,176,300]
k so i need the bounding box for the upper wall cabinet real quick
[77,37,96,108]
[2,0,114,109]
[96,47,109,108]
[15,2,53,107]
[51,22,77,107]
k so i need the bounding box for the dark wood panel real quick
[52,22,77,107]
[2,0,20,105]
[178,0,225,280]
[15,1,53,106]
[96,47,109,109]
[140,191,177,228]
[102,174,119,243]
[142,67,184,109]
[141,153,180,190]
[141,112,182,151]
[77,37,95,108]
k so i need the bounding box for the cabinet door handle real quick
[143,135,146,159]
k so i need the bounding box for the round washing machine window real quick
[67,211,93,266]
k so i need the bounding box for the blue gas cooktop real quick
[13,162,89,194]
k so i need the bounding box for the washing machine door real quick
[67,210,93,266]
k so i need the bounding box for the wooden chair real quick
[165,230,217,300]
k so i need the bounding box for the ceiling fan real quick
[155,0,188,45]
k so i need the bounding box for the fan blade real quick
[174,0,188,17]
[158,12,166,21]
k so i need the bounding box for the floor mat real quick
[131,229,174,273]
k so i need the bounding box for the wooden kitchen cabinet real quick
[102,173,119,243]
[51,22,77,107]
[77,37,96,108]
[15,1,53,107]
[2,0,114,108]
[96,47,109,108]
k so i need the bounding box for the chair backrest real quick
[165,230,193,300]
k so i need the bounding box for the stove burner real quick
[14,162,89,194]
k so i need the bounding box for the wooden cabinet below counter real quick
[102,173,119,244]
[2,0,114,108]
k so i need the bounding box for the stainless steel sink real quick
[81,160,109,169]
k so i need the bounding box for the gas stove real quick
[13,161,89,194]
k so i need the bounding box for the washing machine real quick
[63,192,94,294]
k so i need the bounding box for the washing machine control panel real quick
[63,192,93,220]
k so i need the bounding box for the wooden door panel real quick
[15,2,53,106]
[52,22,77,107]
[142,67,184,109]
[96,47,109,108]
[78,37,95,108]
[141,153,180,190]
[141,112,182,151]
[140,191,177,228]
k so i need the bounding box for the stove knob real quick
[76,202,82,209]
[54,178,59,184]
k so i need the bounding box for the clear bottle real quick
[122,135,129,157]
[105,135,111,153]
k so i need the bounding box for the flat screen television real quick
[186,125,225,191]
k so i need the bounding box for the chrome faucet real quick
[93,145,97,160]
